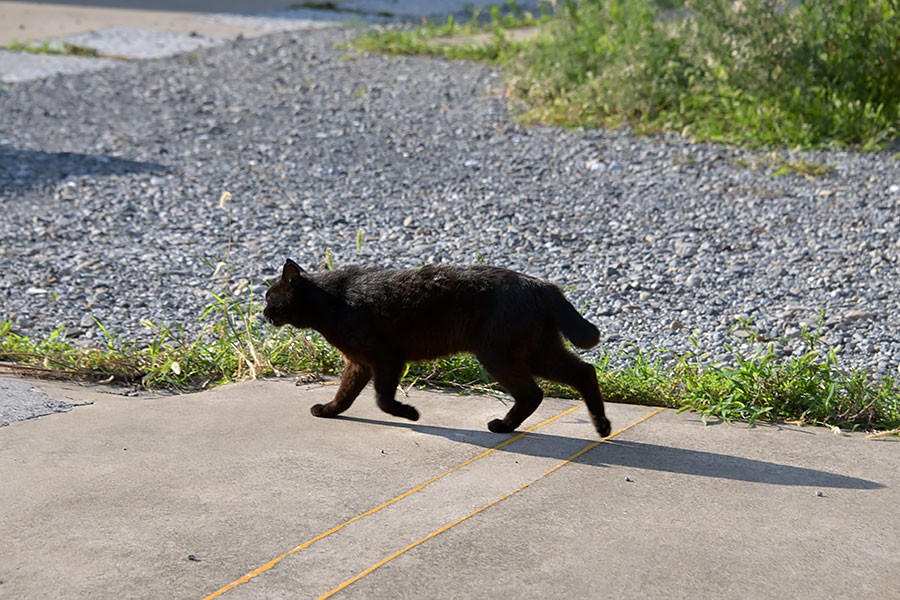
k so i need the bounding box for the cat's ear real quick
[282,258,306,284]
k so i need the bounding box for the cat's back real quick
[317,264,540,311]
[308,264,556,359]
[388,264,539,302]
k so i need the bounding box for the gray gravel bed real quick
[1,27,899,378]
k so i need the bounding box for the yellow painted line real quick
[316,406,666,600]
[203,402,583,599]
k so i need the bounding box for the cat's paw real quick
[594,416,612,438]
[399,405,419,421]
[487,418,515,434]
[377,399,419,421]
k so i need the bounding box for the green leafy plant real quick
[358,0,900,149]
[672,317,900,430]
[512,0,900,148]
[770,158,835,178]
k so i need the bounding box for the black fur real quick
[264,260,611,437]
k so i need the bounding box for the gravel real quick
[1,26,899,378]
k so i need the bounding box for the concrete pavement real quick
[0,376,897,599]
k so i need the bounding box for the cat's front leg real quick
[311,360,371,418]
[372,362,419,421]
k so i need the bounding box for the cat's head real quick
[263,259,306,327]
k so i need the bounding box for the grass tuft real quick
[671,319,900,430]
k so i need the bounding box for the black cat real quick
[263,259,611,438]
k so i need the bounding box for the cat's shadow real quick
[336,415,884,490]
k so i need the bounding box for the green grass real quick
[769,157,835,178]
[355,0,900,150]
[5,40,98,57]
[734,154,835,178]
[352,2,547,63]
[673,319,900,430]
[0,288,343,390]
[3,298,898,432]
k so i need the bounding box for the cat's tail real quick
[548,288,600,349]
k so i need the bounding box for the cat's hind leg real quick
[477,358,544,434]
[530,338,611,438]
[311,359,371,418]
[373,362,419,421]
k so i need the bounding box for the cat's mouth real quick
[262,310,282,327]
[264,314,290,328]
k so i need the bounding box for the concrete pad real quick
[63,25,220,59]
[0,377,619,598]
[341,410,898,600]
[1,376,896,599]
[0,47,119,81]
[0,0,532,48]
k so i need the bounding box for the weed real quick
[5,40,98,57]
[0,281,344,389]
[733,153,834,177]
[671,317,900,430]
[770,158,835,178]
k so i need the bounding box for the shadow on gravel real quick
[337,416,884,490]
[0,148,167,193]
